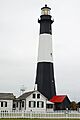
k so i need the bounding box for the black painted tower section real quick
[38,15,53,34]
[35,5,56,100]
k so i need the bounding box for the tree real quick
[70,101,78,110]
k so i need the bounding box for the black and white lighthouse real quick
[35,5,56,100]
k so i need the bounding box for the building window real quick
[16,102,18,107]
[37,101,44,108]
[29,101,36,108]
[13,103,16,108]
[37,94,40,98]
[37,101,39,108]
[20,102,21,110]
[1,102,3,107]
[32,94,36,98]
[46,104,53,109]
[22,101,24,107]
[42,102,44,108]
[5,102,7,107]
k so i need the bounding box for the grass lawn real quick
[0,118,79,120]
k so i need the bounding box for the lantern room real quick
[41,4,51,15]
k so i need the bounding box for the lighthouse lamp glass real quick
[41,8,50,15]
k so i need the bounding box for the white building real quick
[0,91,54,112]
[15,90,54,112]
[0,93,15,112]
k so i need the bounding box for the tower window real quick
[50,53,52,56]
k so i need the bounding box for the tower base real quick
[35,62,56,100]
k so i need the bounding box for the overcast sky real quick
[0,0,80,102]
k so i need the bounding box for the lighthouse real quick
[35,5,56,100]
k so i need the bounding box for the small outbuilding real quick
[50,95,71,110]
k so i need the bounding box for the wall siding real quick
[0,100,13,111]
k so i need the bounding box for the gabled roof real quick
[0,93,15,100]
[50,95,67,103]
[18,91,34,100]
[17,90,47,100]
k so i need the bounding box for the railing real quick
[0,110,80,118]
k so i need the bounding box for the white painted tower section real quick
[38,34,53,63]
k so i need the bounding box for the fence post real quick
[21,110,24,118]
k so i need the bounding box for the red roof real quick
[50,95,67,103]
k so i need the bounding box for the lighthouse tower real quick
[35,5,56,100]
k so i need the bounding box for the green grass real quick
[0,118,79,120]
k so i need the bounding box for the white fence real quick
[0,110,80,118]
